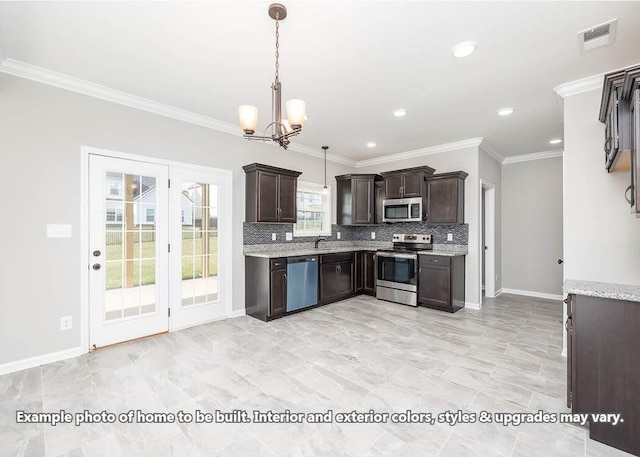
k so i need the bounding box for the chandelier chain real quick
[275,13,280,80]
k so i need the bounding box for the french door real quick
[89,155,169,348]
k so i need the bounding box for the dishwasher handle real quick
[288,257,318,264]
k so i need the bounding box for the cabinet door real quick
[355,252,364,292]
[401,172,423,197]
[633,88,640,213]
[427,177,458,223]
[418,265,451,309]
[353,178,373,224]
[257,171,280,222]
[384,174,403,199]
[565,295,574,409]
[319,263,338,302]
[270,269,287,317]
[278,174,297,222]
[363,252,376,294]
[375,181,385,224]
[336,261,354,296]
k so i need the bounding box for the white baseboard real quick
[0,347,85,376]
[230,309,246,318]
[500,288,563,301]
[495,288,503,297]
[465,302,482,310]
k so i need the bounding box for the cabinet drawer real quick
[270,258,287,270]
[320,252,354,264]
[420,255,451,266]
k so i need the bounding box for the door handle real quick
[558,259,563,264]
[92,264,101,271]
[625,185,634,206]
[92,250,101,257]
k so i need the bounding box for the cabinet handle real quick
[625,185,634,206]
[284,273,287,283]
[604,136,612,154]
[368,212,371,222]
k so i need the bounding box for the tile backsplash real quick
[243,222,468,245]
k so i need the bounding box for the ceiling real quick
[0,1,639,161]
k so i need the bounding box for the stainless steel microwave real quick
[382,197,423,223]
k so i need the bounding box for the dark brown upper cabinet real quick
[425,171,468,224]
[380,166,435,199]
[623,68,640,216]
[600,67,637,173]
[374,181,385,224]
[243,163,301,223]
[335,174,382,225]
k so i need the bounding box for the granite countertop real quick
[563,279,640,303]
[244,243,468,258]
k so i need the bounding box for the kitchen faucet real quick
[314,237,327,249]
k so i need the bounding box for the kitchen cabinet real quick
[355,251,376,296]
[245,257,287,321]
[623,68,640,215]
[566,293,640,456]
[375,181,385,224]
[380,166,435,199]
[335,174,382,225]
[319,252,354,303]
[425,171,468,224]
[417,254,465,313]
[243,163,301,223]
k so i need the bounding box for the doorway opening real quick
[481,180,496,303]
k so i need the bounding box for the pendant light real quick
[322,146,329,194]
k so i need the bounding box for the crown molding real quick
[502,149,563,164]
[354,137,483,168]
[479,141,505,164]
[554,74,603,98]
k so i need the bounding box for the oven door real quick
[376,252,417,291]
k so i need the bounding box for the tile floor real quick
[0,294,634,456]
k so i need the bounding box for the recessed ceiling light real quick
[549,138,563,144]
[366,142,377,148]
[393,109,407,117]
[452,41,477,58]
[498,107,515,116]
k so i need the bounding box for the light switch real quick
[47,224,72,238]
[285,232,293,241]
[337,232,341,240]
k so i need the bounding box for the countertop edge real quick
[563,279,640,303]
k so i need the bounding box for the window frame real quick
[293,181,332,237]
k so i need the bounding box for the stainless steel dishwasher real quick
[286,256,318,312]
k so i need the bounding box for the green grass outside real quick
[105,235,218,289]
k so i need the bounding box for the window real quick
[294,181,331,237]
[146,208,155,223]
[106,208,123,222]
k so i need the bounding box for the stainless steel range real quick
[376,234,432,306]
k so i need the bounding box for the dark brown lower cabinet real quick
[355,251,376,295]
[417,254,465,313]
[319,253,354,304]
[245,257,287,321]
[567,294,640,456]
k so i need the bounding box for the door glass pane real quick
[104,171,158,321]
[180,182,219,306]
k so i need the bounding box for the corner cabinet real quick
[380,166,435,199]
[355,251,376,296]
[623,68,640,215]
[417,254,465,313]
[319,252,355,304]
[425,171,468,224]
[336,174,382,225]
[245,257,287,321]
[566,294,640,456]
[243,163,301,223]
[600,69,634,173]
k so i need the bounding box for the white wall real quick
[502,157,563,296]
[0,74,354,366]
[357,147,482,307]
[564,89,640,285]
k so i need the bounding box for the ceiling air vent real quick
[578,19,617,53]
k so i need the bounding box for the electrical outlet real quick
[447,233,453,242]
[47,224,72,238]
[60,316,72,331]
[285,232,293,241]
[271,233,277,241]
[371,232,376,240]
[336,232,341,240]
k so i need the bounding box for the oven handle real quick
[376,252,418,259]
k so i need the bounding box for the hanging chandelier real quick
[238,3,306,150]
